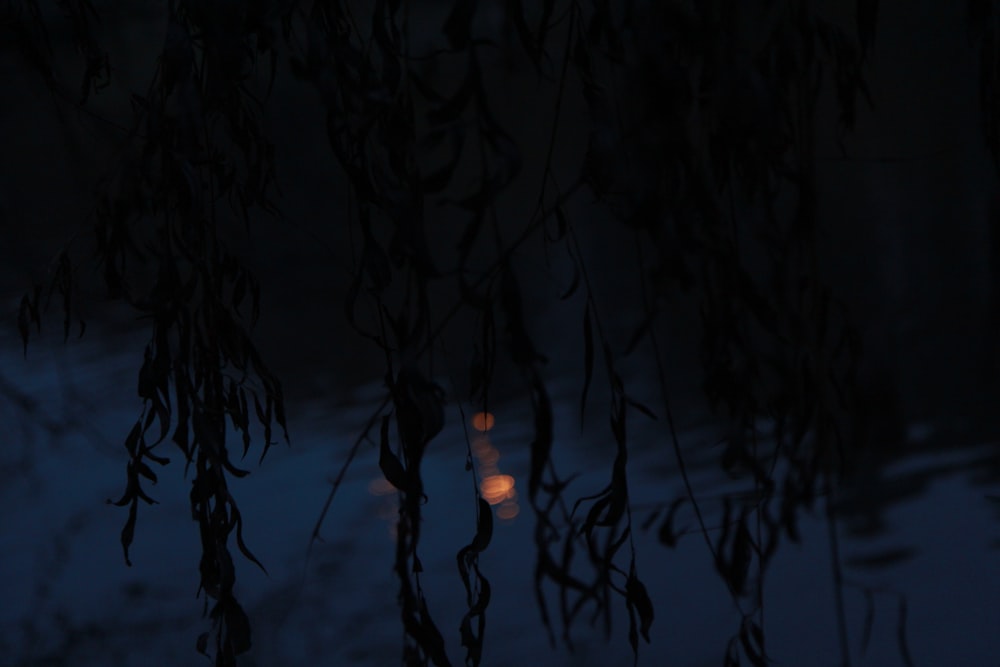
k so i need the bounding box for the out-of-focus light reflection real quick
[468,409,519,522]
[472,411,495,432]
[477,447,500,466]
[480,474,515,505]
[368,477,397,496]
[496,500,519,520]
[471,434,492,455]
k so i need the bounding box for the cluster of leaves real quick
[10,0,290,664]
[276,0,879,664]
[564,2,881,663]
[421,1,885,664]
[1,0,110,103]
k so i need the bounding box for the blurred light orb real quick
[496,501,520,520]
[480,474,515,505]
[477,447,500,466]
[471,434,492,455]
[472,411,496,432]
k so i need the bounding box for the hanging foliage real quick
[5,0,925,665]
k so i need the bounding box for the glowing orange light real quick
[472,411,495,432]
[480,474,515,505]
[368,477,397,496]
[496,501,520,520]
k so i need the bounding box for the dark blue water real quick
[2,323,999,667]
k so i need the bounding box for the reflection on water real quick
[366,410,520,534]
[4,335,1000,665]
[471,411,519,520]
[479,472,515,505]
[471,411,495,433]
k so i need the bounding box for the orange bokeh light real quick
[472,411,495,432]
[496,501,520,520]
[480,474,515,505]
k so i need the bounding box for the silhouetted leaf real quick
[626,569,654,643]
[121,498,137,566]
[136,461,158,484]
[145,449,170,466]
[740,619,767,667]
[471,497,493,553]
[232,505,267,575]
[536,195,561,236]
[658,497,686,548]
[379,414,408,492]
[559,259,580,300]
[224,600,252,655]
[196,632,209,656]
[124,420,142,456]
[417,596,451,666]
[459,576,490,666]
[724,638,740,666]
[730,517,753,596]
[626,397,657,421]
[624,312,654,356]
[640,508,660,532]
